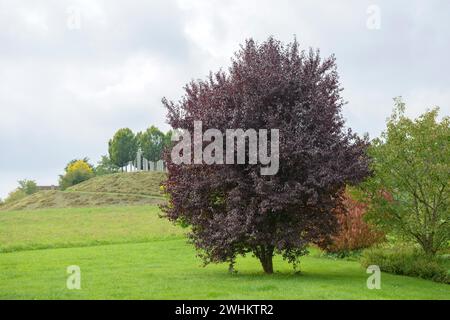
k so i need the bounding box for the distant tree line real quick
[56,125,172,190]
[108,126,172,171]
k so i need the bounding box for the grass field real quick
[0,206,183,253]
[0,204,449,299]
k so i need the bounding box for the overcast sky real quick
[0,0,449,199]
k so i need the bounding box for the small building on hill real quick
[37,185,59,191]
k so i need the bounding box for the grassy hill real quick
[67,171,166,196]
[0,172,166,211]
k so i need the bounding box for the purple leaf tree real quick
[161,37,370,274]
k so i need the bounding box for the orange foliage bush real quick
[319,192,384,254]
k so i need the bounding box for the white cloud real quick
[18,7,50,34]
[0,0,449,199]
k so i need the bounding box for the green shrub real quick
[3,189,27,205]
[59,170,94,190]
[320,249,363,260]
[361,246,449,284]
[18,179,38,195]
[1,179,39,207]
[94,155,119,176]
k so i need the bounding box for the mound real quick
[68,172,166,197]
[0,172,167,211]
[0,190,164,211]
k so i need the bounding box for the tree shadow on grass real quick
[227,271,364,281]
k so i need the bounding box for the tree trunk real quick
[257,245,274,274]
[422,236,437,256]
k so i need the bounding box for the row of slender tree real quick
[54,126,172,190]
[108,126,172,170]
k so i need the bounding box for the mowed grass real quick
[68,172,166,197]
[0,205,184,253]
[0,205,449,299]
[0,190,164,211]
[1,239,449,299]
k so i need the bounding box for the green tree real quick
[164,130,173,150]
[95,155,119,176]
[2,179,39,205]
[360,98,449,256]
[108,128,138,170]
[138,126,165,162]
[18,179,38,195]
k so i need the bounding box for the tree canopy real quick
[138,126,166,162]
[18,179,38,195]
[95,155,119,176]
[108,128,138,169]
[59,159,95,190]
[162,37,370,273]
[360,98,449,255]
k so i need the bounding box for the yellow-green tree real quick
[360,98,449,255]
[59,159,94,190]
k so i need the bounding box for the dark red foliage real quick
[161,37,370,273]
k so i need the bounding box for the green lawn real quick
[1,239,449,299]
[0,206,183,253]
[0,205,449,299]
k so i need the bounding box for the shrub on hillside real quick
[1,179,39,206]
[317,192,384,257]
[59,159,94,190]
[18,179,38,195]
[361,246,449,284]
[95,155,119,176]
[3,189,27,205]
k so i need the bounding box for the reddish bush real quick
[318,192,384,254]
